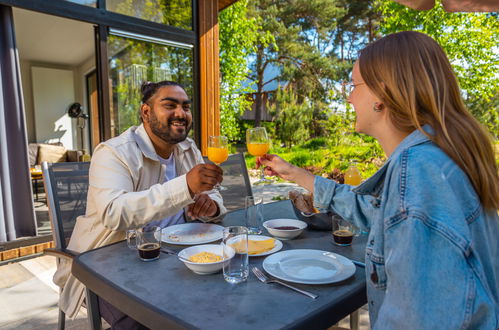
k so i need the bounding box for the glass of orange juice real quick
[246,127,272,185]
[208,135,229,191]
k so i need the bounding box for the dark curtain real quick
[0,5,36,242]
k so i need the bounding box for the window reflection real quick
[65,0,97,7]
[108,34,194,136]
[107,0,192,30]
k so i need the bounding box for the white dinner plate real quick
[161,223,224,245]
[262,249,355,284]
[247,235,283,257]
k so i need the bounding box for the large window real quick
[107,0,192,30]
[108,31,194,136]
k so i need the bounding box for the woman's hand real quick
[256,154,296,181]
[257,154,315,192]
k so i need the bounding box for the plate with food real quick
[162,223,224,245]
[228,235,282,257]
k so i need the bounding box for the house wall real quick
[31,66,75,149]
[20,58,95,151]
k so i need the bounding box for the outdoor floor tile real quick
[0,276,58,327]
[0,263,34,289]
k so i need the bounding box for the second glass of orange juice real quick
[208,135,229,191]
[246,127,272,185]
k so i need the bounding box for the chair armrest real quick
[43,248,76,261]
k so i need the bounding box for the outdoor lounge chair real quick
[41,161,101,330]
[204,152,253,211]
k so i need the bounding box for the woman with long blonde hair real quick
[259,31,498,329]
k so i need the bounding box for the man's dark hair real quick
[140,80,185,104]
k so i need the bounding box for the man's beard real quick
[148,110,192,144]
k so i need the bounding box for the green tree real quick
[377,0,499,136]
[247,0,381,132]
[219,0,258,141]
[269,86,312,148]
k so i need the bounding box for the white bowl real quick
[263,219,307,240]
[177,244,234,275]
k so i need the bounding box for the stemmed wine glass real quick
[246,127,273,185]
[207,135,229,191]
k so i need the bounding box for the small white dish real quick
[263,219,307,240]
[177,244,234,275]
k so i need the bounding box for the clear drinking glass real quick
[246,127,273,185]
[207,135,229,191]
[222,226,249,284]
[245,196,263,235]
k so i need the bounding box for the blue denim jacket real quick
[314,128,498,329]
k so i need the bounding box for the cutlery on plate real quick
[322,252,365,268]
[251,267,318,299]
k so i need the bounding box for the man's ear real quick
[140,103,150,122]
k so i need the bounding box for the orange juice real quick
[247,143,269,157]
[344,165,362,185]
[207,147,228,164]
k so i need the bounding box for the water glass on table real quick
[222,226,249,284]
[126,226,162,261]
[245,196,263,235]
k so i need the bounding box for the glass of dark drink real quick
[332,216,358,246]
[137,226,162,261]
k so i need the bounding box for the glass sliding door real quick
[106,0,192,29]
[107,30,194,137]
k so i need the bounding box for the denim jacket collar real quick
[353,126,433,196]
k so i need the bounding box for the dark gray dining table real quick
[72,200,367,330]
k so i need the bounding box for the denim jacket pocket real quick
[366,249,387,290]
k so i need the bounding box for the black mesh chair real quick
[204,153,253,211]
[42,161,101,330]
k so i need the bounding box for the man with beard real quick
[52,81,226,329]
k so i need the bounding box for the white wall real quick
[31,66,75,149]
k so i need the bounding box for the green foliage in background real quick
[269,86,312,147]
[245,111,385,179]
[377,0,499,136]
[219,0,258,141]
[221,0,498,181]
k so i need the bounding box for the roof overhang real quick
[393,0,499,12]
[219,0,240,11]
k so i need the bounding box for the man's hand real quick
[186,164,223,196]
[187,193,219,219]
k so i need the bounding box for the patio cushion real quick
[37,144,67,164]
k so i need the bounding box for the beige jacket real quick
[54,124,225,318]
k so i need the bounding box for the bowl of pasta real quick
[177,244,234,275]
